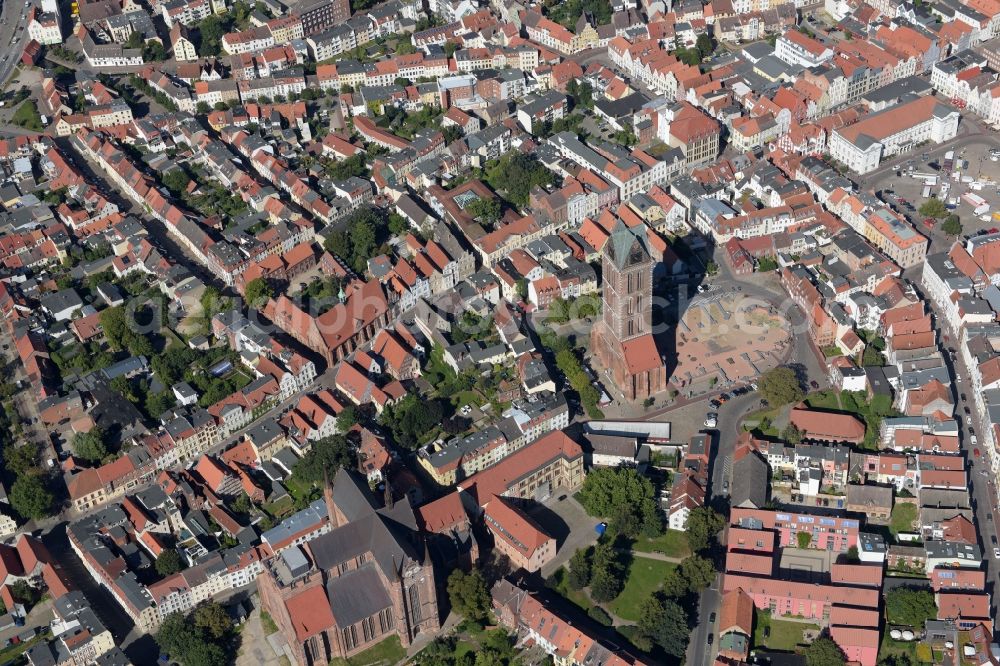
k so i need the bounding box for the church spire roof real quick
[606,219,651,270]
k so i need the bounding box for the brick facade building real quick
[591,221,666,401]
[258,469,440,665]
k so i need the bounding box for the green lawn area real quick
[890,503,918,536]
[631,530,692,559]
[879,634,932,665]
[548,566,593,612]
[451,389,484,408]
[263,495,294,519]
[11,100,43,131]
[454,641,476,661]
[329,636,406,666]
[742,406,782,436]
[752,611,818,652]
[0,631,50,663]
[804,390,842,410]
[610,559,677,622]
[802,389,900,449]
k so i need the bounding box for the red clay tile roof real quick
[484,495,552,558]
[415,491,468,533]
[285,585,337,641]
[830,563,883,588]
[719,588,755,636]
[460,430,582,504]
[790,408,865,442]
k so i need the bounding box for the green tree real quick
[588,541,624,602]
[10,580,38,606]
[292,435,356,485]
[805,637,847,666]
[243,278,273,308]
[661,566,691,598]
[193,602,233,639]
[196,15,231,56]
[918,197,947,219]
[10,474,54,520]
[679,555,716,592]
[797,531,813,549]
[125,30,143,49]
[696,32,714,58]
[567,548,591,590]
[942,214,963,236]
[637,594,689,658]
[782,423,803,444]
[5,444,38,477]
[442,124,464,144]
[576,467,663,538]
[323,229,351,259]
[861,346,884,367]
[447,569,491,622]
[396,37,416,55]
[324,153,368,181]
[155,549,185,577]
[675,47,702,66]
[466,197,502,225]
[380,394,445,449]
[759,366,804,406]
[589,567,622,602]
[757,256,779,272]
[515,278,529,301]
[686,506,725,553]
[144,40,167,61]
[885,588,937,628]
[162,168,190,196]
[336,405,358,433]
[73,429,108,463]
[485,151,558,208]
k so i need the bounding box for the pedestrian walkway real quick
[236,607,289,666]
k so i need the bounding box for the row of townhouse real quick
[520,9,600,55]
[236,71,308,102]
[921,232,1000,474]
[608,37,706,100]
[930,49,1000,124]
[219,127,347,224]
[826,188,930,269]
[68,486,269,633]
[77,26,144,68]
[723,505,884,666]
[312,54,452,93]
[72,129,215,269]
[160,0,213,27]
[545,131,675,202]
[418,393,570,486]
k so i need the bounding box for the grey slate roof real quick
[326,564,394,626]
[731,451,769,509]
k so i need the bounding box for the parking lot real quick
[869,136,1000,248]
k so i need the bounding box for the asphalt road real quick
[860,114,1000,189]
[680,262,830,666]
[0,0,34,86]
[907,269,1000,625]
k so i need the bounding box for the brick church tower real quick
[591,221,666,401]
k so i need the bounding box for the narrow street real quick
[905,268,1000,625]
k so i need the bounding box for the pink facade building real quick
[730,508,860,553]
